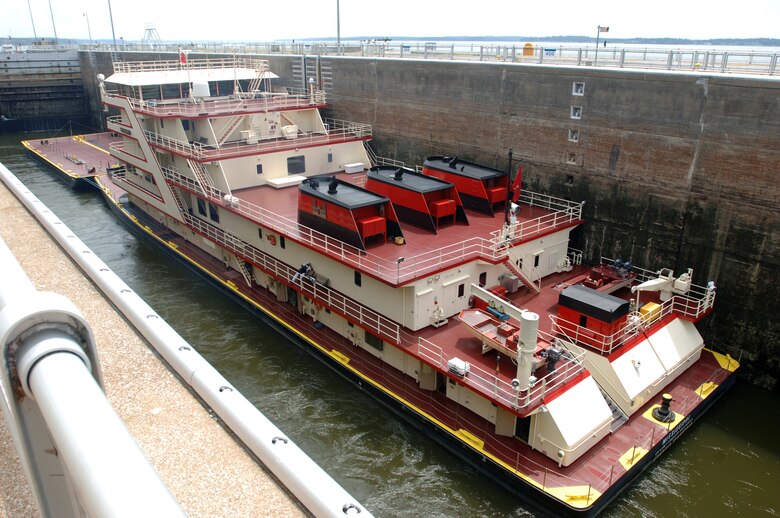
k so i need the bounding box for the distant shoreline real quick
[302,36,780,46]
[5,36,779,47]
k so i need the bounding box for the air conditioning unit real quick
[223,194,240,208]
[447,357,470,377]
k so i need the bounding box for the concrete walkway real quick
[0,180,304,517]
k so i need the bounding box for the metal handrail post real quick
[0,236,183,517]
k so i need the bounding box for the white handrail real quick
[0,235,183,518]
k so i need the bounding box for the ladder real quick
[215,115,244,147]
[238,261,254,288]
[503,255,541,294]
[599,387,629,433]
[187,159,216,197]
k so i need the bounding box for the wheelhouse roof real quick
[104,68,278,87]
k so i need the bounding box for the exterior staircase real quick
[503,256,541,295]
[215,116,244,147]
[187,159,217,198]
[238,261,254,287]
[600,387,629,433]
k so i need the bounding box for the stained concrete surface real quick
[0,178,304,517]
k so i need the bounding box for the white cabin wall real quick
[507,231,573,281]
[154,116,188,143]
[446,378,498,424]
[221,140,369,190]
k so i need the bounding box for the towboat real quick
[29,56,739,516]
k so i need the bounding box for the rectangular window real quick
[208,202,219,223]
[572,82,585,96]
[279,236,286,249]
[478,272,487,287]
[257,227,263,239]
[570,106,582,119]
[534,255,540,268]
[354,271,362,286]
[287,155,306,175]
[364,330,384,351]
[256,164,263,175]
[458,283,465,298]
[160,119,164,128]
[327,153,333,163]
[197,197,207,216]
[182,120,190,131]
[568,129,580,142]
[567,153,577,164]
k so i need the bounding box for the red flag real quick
[179,51,187,64]
[512,165,523,203]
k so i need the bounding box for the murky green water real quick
[2,133,778,517]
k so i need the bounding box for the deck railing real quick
[114,88,327,117]
[143,119,370,161]
[490,192,584,246]
[112,56,270,75]
[412,334,586,411]
[549,258,717,355]
[160,202,404,345]
[160,166,581,284]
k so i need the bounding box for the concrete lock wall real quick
[0,50,91,132]
[79,51,779,387]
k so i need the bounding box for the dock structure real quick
[0,176,304,516]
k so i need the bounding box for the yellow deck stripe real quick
[707,348,740,372]
[74,134,112,155]
[619,445,648,470]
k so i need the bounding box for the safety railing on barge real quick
[491,191,584,245]
[411,332,587,412]
[112,56,270,75]
[160,166,583,285]
[549,258,717,355]
[105,88,328,118]
[141,120,370,161]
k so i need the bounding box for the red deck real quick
[233,178,575,275]
[32,133,737,511]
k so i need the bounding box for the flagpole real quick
[595,25,609,65]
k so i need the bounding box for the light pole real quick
[107,0,117,48]
[595,25,609,65]
[336,0,341,55]
[83,13,92,45]
[47,0,58,44]
[27,0,37,39]
[396,257,405,283]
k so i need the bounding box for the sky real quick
[3,0,779,43]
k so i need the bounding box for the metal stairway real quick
[503,255,541,294]
[238,261,254,287]
[186,159,216,197]
[600,387,629,433]
[215,116,244,147]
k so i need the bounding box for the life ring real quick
[266,234,276,246]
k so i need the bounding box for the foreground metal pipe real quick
[23,331,183,517]
[0,233,182,517]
